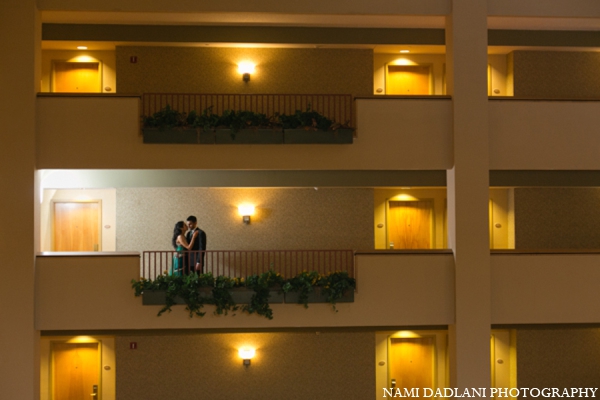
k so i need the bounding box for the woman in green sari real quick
[171,221,194,276]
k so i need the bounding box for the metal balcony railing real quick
[141,249,355,280]
[141,93,354,125]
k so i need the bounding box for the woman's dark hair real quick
[172,221,184,249]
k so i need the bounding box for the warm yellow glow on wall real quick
[391,330,421,338]
[67,336,97,343]
[237,62,256,75]
[392,194,418,201]
[70,55,97,63]
[391,58,418,66]
[238,347,256,360]
[238,204,255,217]
[238,204,256,224]
[238,347,256,366]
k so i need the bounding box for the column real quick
[445,0,492,388]
[0,1,40,399]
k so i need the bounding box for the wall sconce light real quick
[238,347,255,366]
[238,62,255,82]
[238,204,255,224]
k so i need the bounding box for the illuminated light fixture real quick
[238,347,255,366]
[238,62,255,82]
[399,49,410,53]
[77,46,88,50]
[238,204,255,224]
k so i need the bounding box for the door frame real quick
[51,199,102,251]
[385,198,435,249]
[376,330,448,398]
[387,334,437,389]
[51,59,103,93]
[49,339,103,400]
[384,63,433,95]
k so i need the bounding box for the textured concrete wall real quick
[517,327,600,388]
[514,188,600,249]
[116,46,372,97]
[115,331,374,400]
[513,51,600,98]
[116,187,374,252]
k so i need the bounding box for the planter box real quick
[142,128,214,144]
[215,129,284,144]
[142,288,212,305]
[284,128,354,144]
[284,287,354,304]
[142,290,184,305]
[229,287,284,304]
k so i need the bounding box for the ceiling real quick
[40,11,600,54]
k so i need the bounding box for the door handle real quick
[391,378,396,388]
[91,384,98,397]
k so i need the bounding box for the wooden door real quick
[386,65,431,95]
[389,337,435,391]
[53,61,101,93]
[53,202,101,251]
[52,342,100,400]
[388,201,432,249]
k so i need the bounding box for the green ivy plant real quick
[212,275,241,316]
[132,270,355,319]
[318,271,356,311]
[131,273,214,317]
[143,105,352,135]
[191,106,220,132]
[242,270,284,320]
[142,105,187,130]
[281,270,320,308]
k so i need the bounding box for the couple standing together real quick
[172,215,207,275]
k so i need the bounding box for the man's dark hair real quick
[186,215,197,223]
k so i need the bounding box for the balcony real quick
[35,250,455,331]
[36,93,454,170]
[35,249,600,331]
[491,250,600,324]
[489,98,600,170]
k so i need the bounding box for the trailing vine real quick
[132,270,355,319]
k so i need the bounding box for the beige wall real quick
[116,46,372,97]
[115,331,373,400]
[517,327,600,387]
[116,187,373,252]
[35,253,455,330]
[491,254,600,324]
[41,50,116,93]
[488,0,600,17]
[38,0,450,15]
[40,189,116,251]
[36,96,453,170]
[514,188,600,249]
[513,51,600,98]
[489,100,600,170]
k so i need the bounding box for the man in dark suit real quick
[186,215,207,273]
